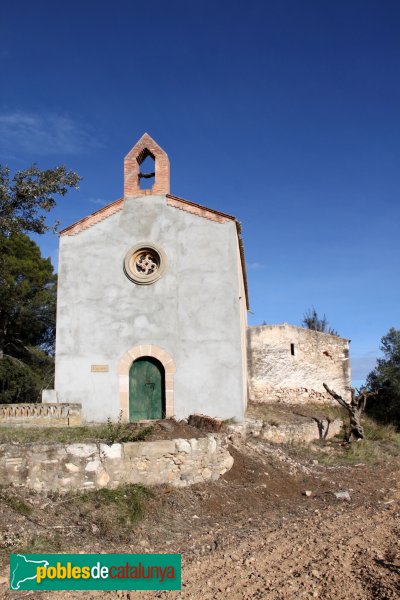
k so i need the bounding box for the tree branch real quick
[323,383,351,412]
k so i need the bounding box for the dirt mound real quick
[134,419,205,441]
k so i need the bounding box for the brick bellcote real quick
[124,133,170,197]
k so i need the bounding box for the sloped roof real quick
[59,197,124,236]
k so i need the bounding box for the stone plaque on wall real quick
[91,364,109,372]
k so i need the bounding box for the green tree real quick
[302,307,338,336]
[0,233,56,356]
[365,328,400,428]
[0,162,79,403]
[0,233,57,403]
[0,164,80,236]
[0,352,54,404]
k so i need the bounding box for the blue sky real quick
[1,1,399,386]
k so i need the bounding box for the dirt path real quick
[1,439,399,599]
[158,494,400,600]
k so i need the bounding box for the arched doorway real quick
[129,357,165,421]
[118,344,176,422]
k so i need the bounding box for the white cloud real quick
[247,261,265,271]
[87,197,107,206]
[0,110,103,156]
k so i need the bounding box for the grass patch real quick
[222,418,236,427]
[301,403,346,421]
[246,401,346,426]
[340,440,388,464]
[0,424,110,444]
[16,534,62,555]
[362,418,400,443]
[0,423,154,444]
[73,484,154,536]
[0,488,32,516]
[103,418,154,444]
[246,403,285,425]
[310,416,400,466]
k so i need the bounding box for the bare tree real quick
[323,383,378,442]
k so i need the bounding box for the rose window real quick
[124,243,167,285]
[134,250,159,275]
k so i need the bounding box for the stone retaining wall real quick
[0,435,233,492]
[229,418,343,444]
[249,386,335,406]
[0,404,82,427]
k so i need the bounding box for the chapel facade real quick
[53,134,249,423]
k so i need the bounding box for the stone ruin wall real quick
[247,324,351,405]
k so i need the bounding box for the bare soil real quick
[0,426,399,599]
[133,420,205,441]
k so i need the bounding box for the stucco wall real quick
[55,195,246,422]
[247,324,351,404]
[236,236,248,410]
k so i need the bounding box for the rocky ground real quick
[0,416,399,599]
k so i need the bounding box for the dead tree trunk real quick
[312,416,332,440]
[323,383,378,442]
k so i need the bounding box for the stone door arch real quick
[118,344,176,421]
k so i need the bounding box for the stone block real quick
[206,435,217,454]
[5,457,23,466]
[218,454,234,473]
[167,470,177,482]
[85,459,102,473]
[97,470,110,487]
[202,467,212,479]
[138,440,176,457]
[57,477,73,488]
[122,442,142,458]
[175,439,191,454]
[136,459,149,471]
[65,462,80,473]
[66,444,97,458]
[195,438,210,452]
[100,443,122,459]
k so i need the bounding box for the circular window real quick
[124,243,167,285]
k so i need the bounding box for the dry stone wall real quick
[247,324,351,404]
[243,417,343,444]
[0,435,233,492]
[227,417,343,444]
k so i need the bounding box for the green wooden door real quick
[129,358,165,421]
